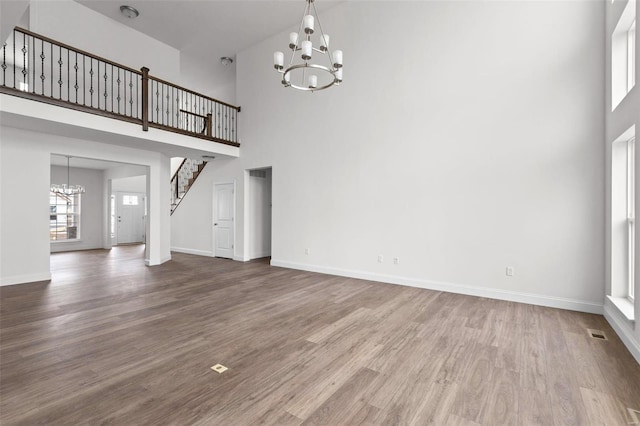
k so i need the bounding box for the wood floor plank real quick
[541,310,590,425]
[479,367,519,425]
[301,367,379,425]
[409,382,459,425]
[579,387,629,425]
[517,389,554,426]
[449,342,497,423]
[1,247,639,425]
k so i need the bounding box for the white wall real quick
[29,0,180,82]
[0,132,51,285]
[50,165,104,253]
[0,126,171,285]
[180,53,236,105]
[604,0,640,362]
[173,1,606,313]
[112,175,146,193]
[0,0,29,42]
[170,157,184,178]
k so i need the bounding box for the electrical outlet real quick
[393,257,400,265]
[305,248,310,255]
[378,255,384,263]
[506,266,514,277]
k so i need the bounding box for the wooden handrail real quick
[149,74,241,111]
[4,27,240,146]
[14,27,142,75]
[171,158,188,182]
[179,109,206,119]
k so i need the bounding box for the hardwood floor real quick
[1,246,639,425]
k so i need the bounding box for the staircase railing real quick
[1,27,240,146]
[171,158,207,214]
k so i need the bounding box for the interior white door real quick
[117,192,145,244]
[214,183,235,259]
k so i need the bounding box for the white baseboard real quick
[604,300,640,364]
[249,251,271,260]
[0,272,52,286]
[171,247,214,257]
[270,260,604,315]
[234,255,250,262]
[145,255,172,266]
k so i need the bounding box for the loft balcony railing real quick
[0,27,240,146]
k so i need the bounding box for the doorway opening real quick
[111,175,147,246]
[247,167,272,260]
[49,155,148,280]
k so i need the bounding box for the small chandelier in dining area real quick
[51,156,85,195]
[273,0,343,92]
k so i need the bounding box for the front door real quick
[117,192,145,244]
[214,183,234,259]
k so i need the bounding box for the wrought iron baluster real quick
[95,60,98,108]
[175,91,180,128]
[122,70,126,116]
[2,42,6,87]
[74,53,78,103]
[31,34,34,92]
[58,45,63,99]
[102,62,113,111]
[83,56,87,106]
[232,110,236,142]
[50,42,52,96]
[225,106,229,140]
[217,104,221,138]
[40,39,45,95]
[135,72,138,118]
[110,64,114,112]
[67,49,70,101]
[11,31,15,89]
[129,71,134,117]
[165,86,168,126]
[117,67,121,114]
[21,32,27,90]
[155,81,160,123]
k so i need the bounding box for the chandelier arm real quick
[311,0,334,67]
[289,0,310,70]
[67,156,70,188]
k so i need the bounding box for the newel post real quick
[206,113,213,137]
[141,67,149,131]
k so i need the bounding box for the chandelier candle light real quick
[50,156,85,195]
[273,0,343,91]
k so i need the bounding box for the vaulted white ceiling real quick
[75,1,343,60]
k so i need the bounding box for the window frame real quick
[628,18,636,93]
[627,137,636,302]
[49,191,82,242]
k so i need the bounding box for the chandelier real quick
[273,0,343,91]
[51,156,85,195]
